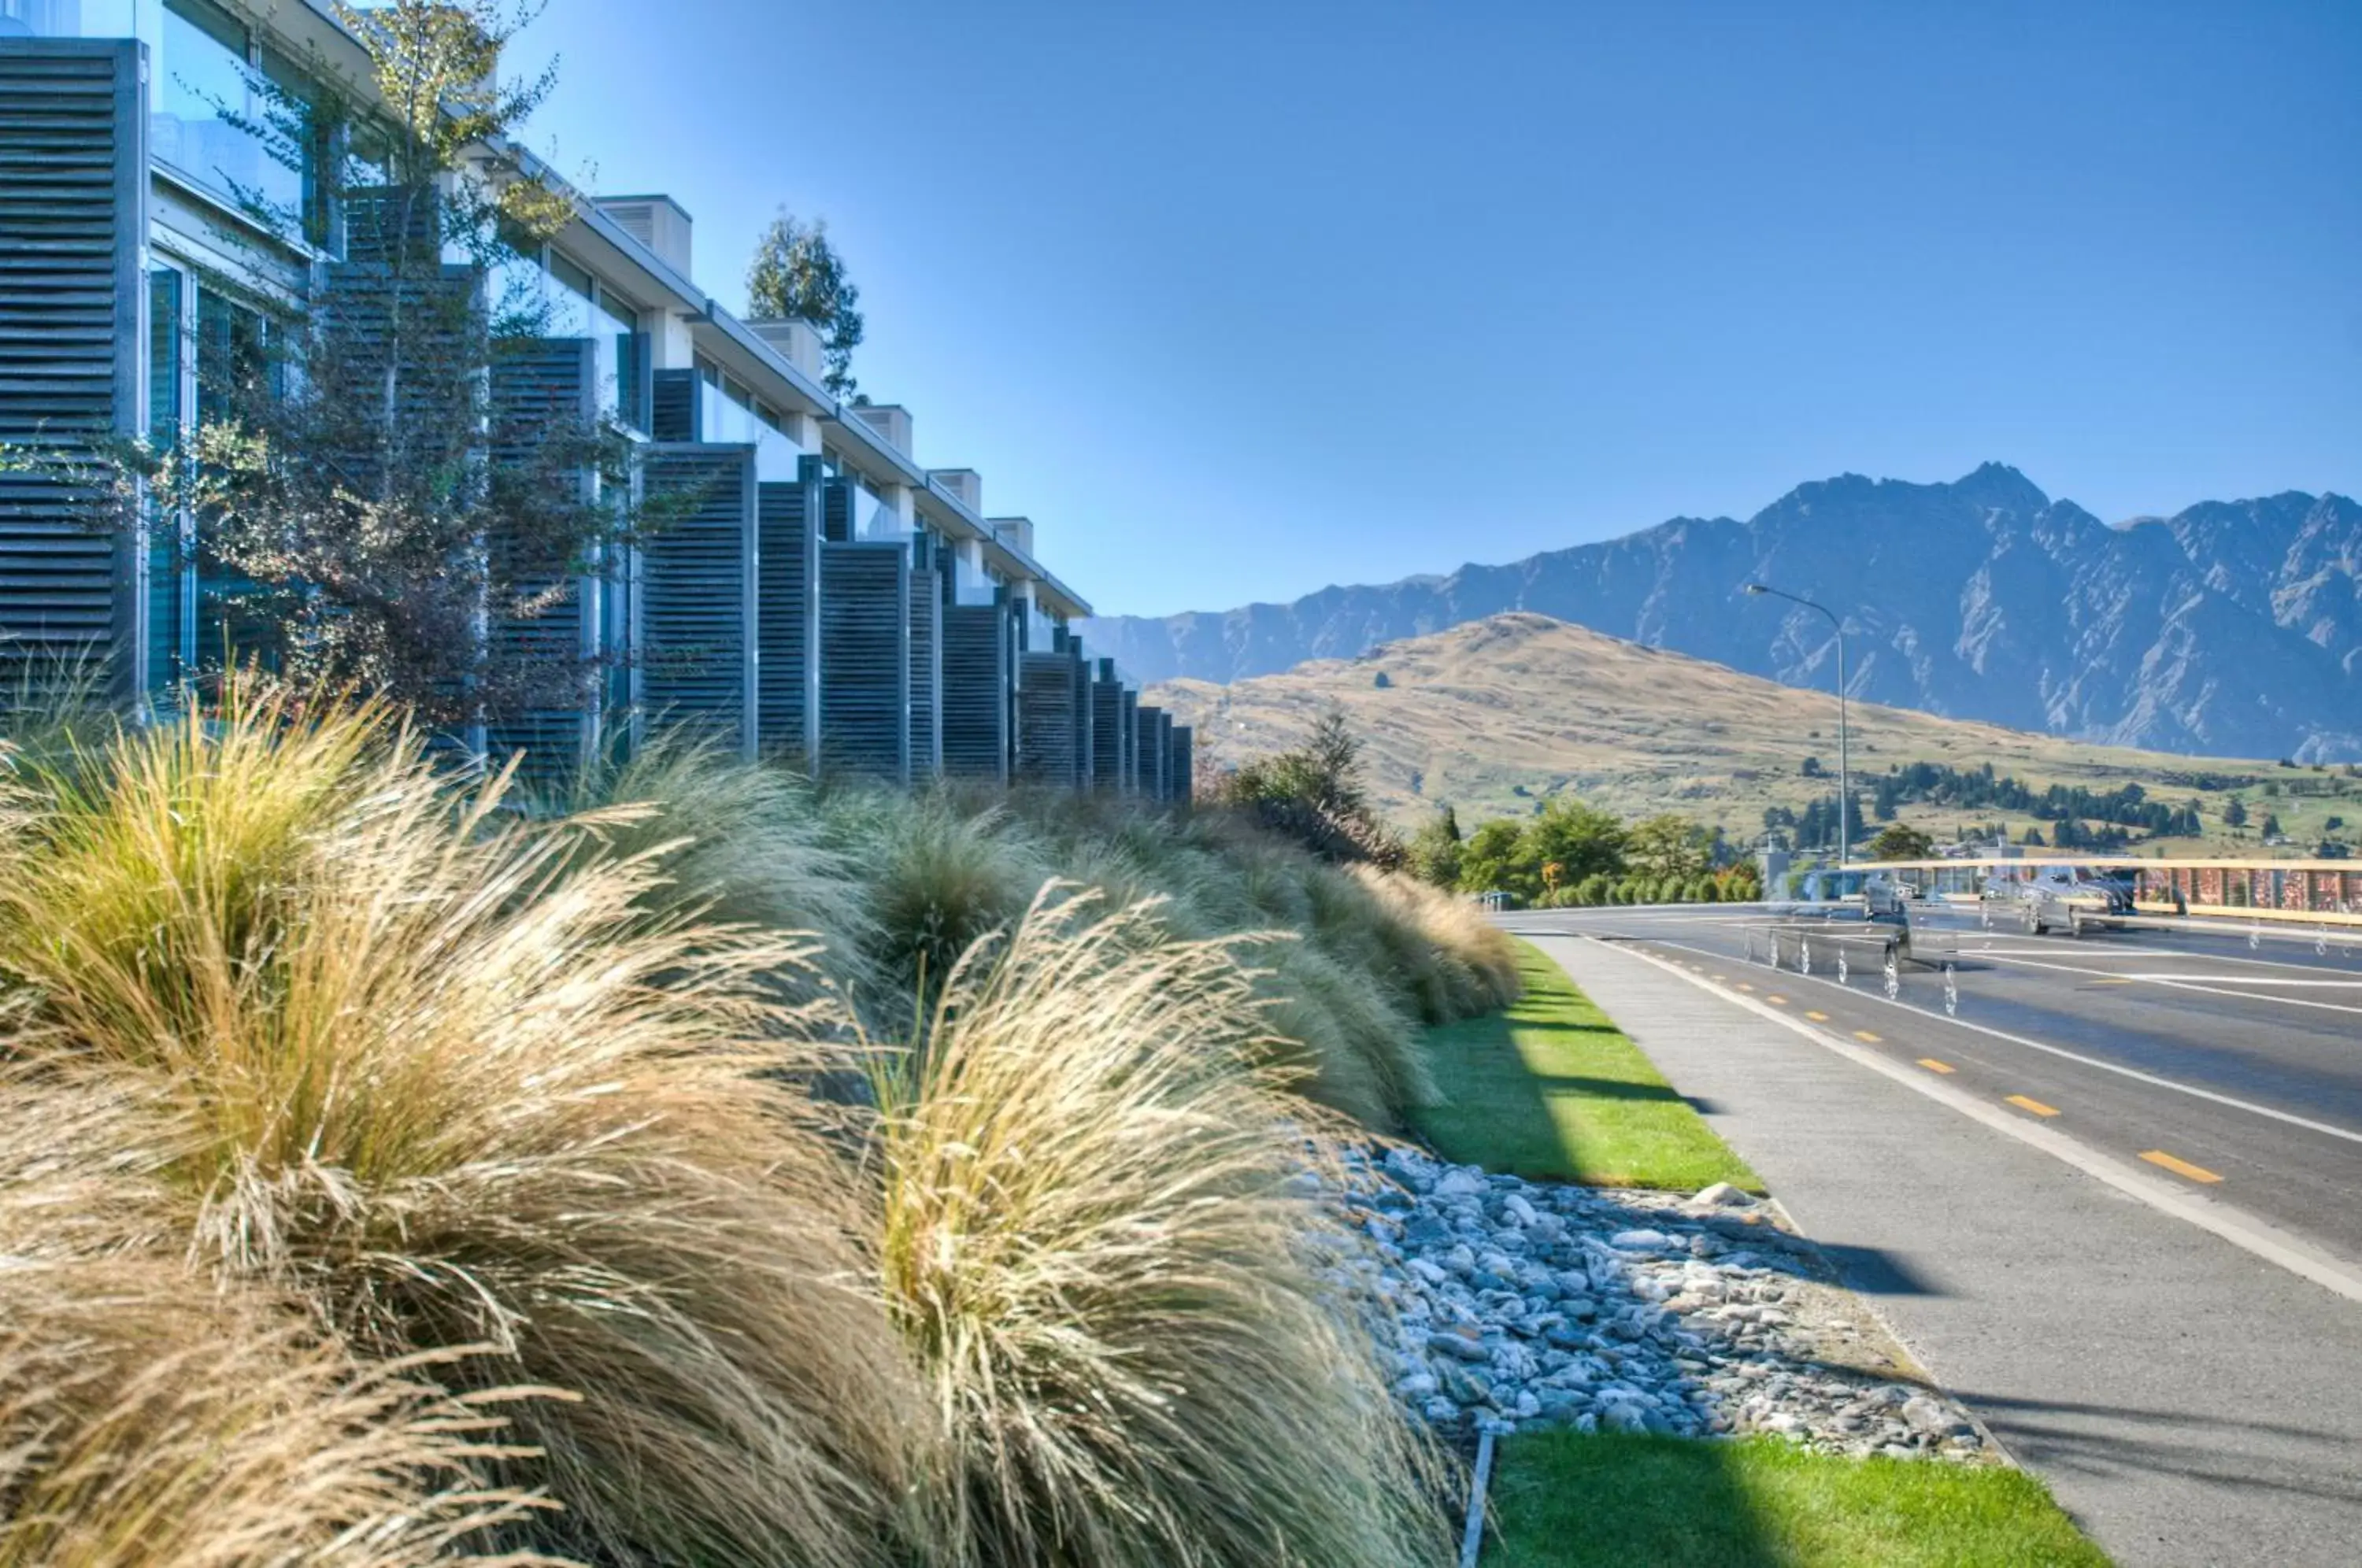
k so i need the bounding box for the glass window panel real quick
[0,1,153,40]
[146,266,184,693]
[152,0,307,221]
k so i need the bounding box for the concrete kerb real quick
[1592,934,2362,1307]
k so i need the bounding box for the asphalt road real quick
[1524,930,2362,1566]
[1508,904,2362,1268]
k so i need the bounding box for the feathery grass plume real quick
[546,726,879,1002]
[0,688,935,1567]
[0,1071,557,1568]
[1351,865,1522,1012]
[1257,943,1432,1128]
[828,786,1048,1004]
[878,887,1453,1567]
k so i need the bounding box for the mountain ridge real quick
[1146,612,2360,848]
[1083,464,2362,761]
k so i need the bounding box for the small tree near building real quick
[746,212,866,398]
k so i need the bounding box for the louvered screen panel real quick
[641,443,757,753]
[1016,650,1079,784]
[1138,705,1168,800]
[651,368,698,442]
[1120,690,1140,793]
[1171,725,1194,805]
[822,477,852,543]
[908,565,942,778]
[941,602,1009,782]
[484,336,598,782]
[0,40,143,688]
[1090,664,1124,790]
[818,539,909,780]
[755,460,820,759]
[1056,633,1090,787]
[340,185,440,268]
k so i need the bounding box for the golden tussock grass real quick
[877,889,1452,1567]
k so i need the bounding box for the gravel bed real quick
[1322,1145,1993,1460]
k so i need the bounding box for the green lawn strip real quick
[1415,940,1762,1192]
[1487,1432,2110,1568]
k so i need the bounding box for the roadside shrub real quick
[0,690,935,1567]
[1575,871,1614,906]
[877,890,1451,1568]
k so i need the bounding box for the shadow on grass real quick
[1416,941,1764,1193]
[1485,1433,2108,1567]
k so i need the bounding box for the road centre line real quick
[1918,1058,1955,1074]
[1854,1030,1883,1043]
[2007,1094,2062,1119]
[1635,937,2362,1148]
[2142,1150,2224,1185]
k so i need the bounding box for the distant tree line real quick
[1409,800,1760,908]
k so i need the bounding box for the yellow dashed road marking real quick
[2006,1094,2060,1118]
[1712,974,1730,982]
[2090,978,2133,986]
[1917,1058,1956,1074]
[1805,1010,1830,1022]
[2141,1149,2223,1184]
[1765,995,1790,1006]
[1855,1030,1883,1044]
[1735,982,1754,992]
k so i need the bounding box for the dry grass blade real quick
[879,887,1452,1567]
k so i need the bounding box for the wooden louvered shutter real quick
[641,443,757,753]
[754,454,821,760]
[939,602,1009,782]
[818,539,909,781]
[484,336,598,782]
[908,564,942,778]
[0,40,144,693]
[651,368,698,442]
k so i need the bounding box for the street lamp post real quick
[1746,582,1850,866]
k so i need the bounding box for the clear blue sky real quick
[516,1,2361,619]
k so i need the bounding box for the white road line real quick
[1953,941,2361,977]
[1624,937,2362,1147]
[1597,939,2362,1306]
[1968,952,2362,1018]
[2121,975,2362,988]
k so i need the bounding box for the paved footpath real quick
[1528,933,2362,1568]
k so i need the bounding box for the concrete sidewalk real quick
[1530,933,2362,1568]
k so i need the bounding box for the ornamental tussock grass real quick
[877,889,1452,1568]
[0,1072,553,1567]
[0,689,934,1567]
[547,727,881,1004]
[1348,865,1523,1019]
[827,787,1049,1007]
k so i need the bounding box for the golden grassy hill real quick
[1149,613,2360,851]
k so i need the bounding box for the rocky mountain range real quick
[1083,465,2362,762]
